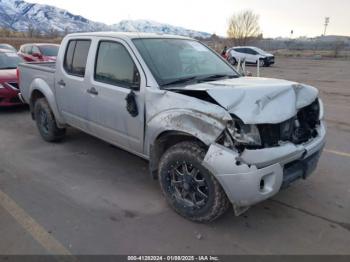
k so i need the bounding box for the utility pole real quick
[323,17,330,36]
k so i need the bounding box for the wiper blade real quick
[198,74,237,82]
[161,76,198,87]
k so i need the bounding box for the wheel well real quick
[30,90,45,119]
[149,131,207,179]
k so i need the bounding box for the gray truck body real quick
[18,32,326,213]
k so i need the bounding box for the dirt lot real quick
[0,57,349,255]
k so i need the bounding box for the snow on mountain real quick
[0,0,107,32]
[0,0,211,38]
[111,20,211,39]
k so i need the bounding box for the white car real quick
[227,46,275,67]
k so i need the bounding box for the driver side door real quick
[87,39,146,154]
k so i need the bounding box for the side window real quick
[32,46,40,54]
[249,49,257,55]
[26,46,33,55]
[64,40,91,77]
[94,41,140,89]
[64,41,76,74]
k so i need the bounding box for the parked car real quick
[18,33,325,222]
[18,43,59,62]
[0,44,17,52]
[0,49,24,106]
[227,46,275,67]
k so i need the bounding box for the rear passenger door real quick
[86,39,145,154]
[55,39,92,132]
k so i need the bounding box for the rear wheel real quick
[158,142,230,222]
[34,98,66,142]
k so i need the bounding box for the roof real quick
[0,48,16,53]
[233,46,257,49]
[20,43,60,47]
[66,31,193,40]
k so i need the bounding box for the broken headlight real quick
[227,120,262,147]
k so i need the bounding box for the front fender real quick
[29,78,65,126]
[145,109,227,156]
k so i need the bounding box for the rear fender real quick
[29,78,66,127]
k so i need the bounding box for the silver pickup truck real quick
[18,32,326,222]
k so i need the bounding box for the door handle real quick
[87,87,98,95]
[57,80,66,86]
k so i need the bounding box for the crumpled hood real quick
[174,77,319,124]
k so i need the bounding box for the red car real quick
[0,49,24,106]
[17,43,59,62]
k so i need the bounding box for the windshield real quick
[0,52,23,69]
[253,47,269,55]
[133,38,239,87]
[39,45,59,56]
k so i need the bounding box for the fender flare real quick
[29,78,66,126]
[145,109,227,157]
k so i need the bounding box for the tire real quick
[258,58,265,67]
[34,98,66,142]
[158,141,230,222]
[228,57,237,65]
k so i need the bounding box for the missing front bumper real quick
[202,122,326,209]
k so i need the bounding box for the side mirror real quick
[125,91,138,117]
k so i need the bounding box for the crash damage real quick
[148,77,326,214]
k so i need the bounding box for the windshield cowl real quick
[161,74,239,88]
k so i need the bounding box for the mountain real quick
[0,0,107,32]
[0,0,211,38]
[111,20,211,39]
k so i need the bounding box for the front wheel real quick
[34,98,66,142]
[228,57,237,65]
[158,142,230,222]
[258,58,265,67]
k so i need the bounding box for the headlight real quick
[227,120,262,146]
[318,98,324,120]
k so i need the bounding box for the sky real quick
[28,0,350,38]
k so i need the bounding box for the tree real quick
[27,23,35,38]
[227,10,261,45]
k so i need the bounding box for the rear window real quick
[39,45,59,56]
[64,40,91,77]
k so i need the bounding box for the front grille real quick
[6,82,19,90]
[258,99,320,147]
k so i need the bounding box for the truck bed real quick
[20,62,56,72]
[18,62,56,104]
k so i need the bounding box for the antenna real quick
[323,17,330,36]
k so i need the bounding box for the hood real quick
[0,69,17,82]
[262,52,274,57]
[172,77,319,124]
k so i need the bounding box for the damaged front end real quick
[202,98,326,215]
[148,77,326,216]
